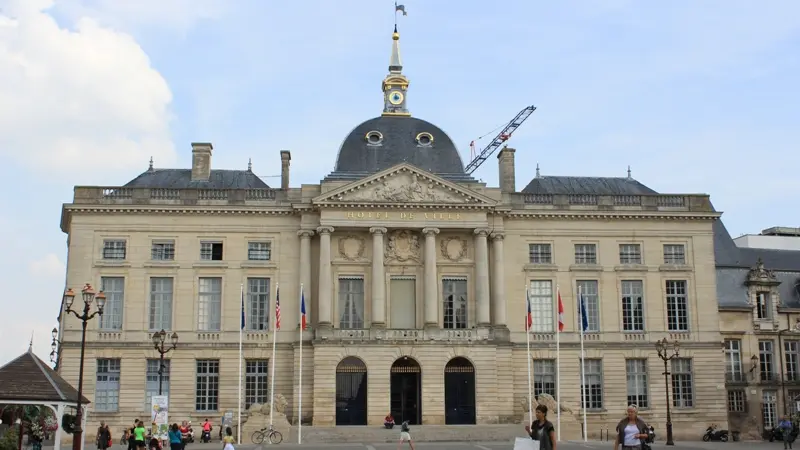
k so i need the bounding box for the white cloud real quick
[29,253,65,279]
[0,0,177,175]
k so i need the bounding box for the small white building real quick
[734,227,800,251]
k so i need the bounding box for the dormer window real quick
[365,131,384,145]
[415,132,434,147]
[756,291,771,319]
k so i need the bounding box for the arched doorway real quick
[390,357,422,425]
[444,357,476,424]
[335,357,368,426]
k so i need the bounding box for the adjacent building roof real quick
[521,175,658,195]
[124,169,270,189]
[0,349,89,404]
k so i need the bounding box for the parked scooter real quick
[703,424,729,442]
[768,425,799,443]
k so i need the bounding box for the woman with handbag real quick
[614,405,651,450]
[524,405,556,450]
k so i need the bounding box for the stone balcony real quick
[70,186,287,206]
[317,327,492,343]
[508,192,715,213]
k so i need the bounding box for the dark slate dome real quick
[326,116,474,182]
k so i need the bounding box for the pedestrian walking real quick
[614,405,650,450]
[396,420,415,450]
[524,405,556,450]
[780,416,794,449]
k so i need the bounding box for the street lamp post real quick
[63,284,106,450]
[50,327,62,369]
[151,330,179,395]
[655,337,680,446]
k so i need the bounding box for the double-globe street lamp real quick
[63,284,106,450]
[50,327,62,369]
[151,330,179,395]
[655,337,680,446]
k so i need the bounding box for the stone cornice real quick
[63,205,296,216]
[504,211,722,221]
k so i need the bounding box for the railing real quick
[725,371,747,383]
[725,371,800,384]
[512,193,715,213]
[327,328,491,342]
[72,186,283,205]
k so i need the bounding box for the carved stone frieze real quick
[440,236,468,262]
[337,235,366,261]
[339,172,475,203]
[385,230,421,263]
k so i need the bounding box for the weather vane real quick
[394,2,407,27]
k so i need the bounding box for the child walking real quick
[396,420,415,450]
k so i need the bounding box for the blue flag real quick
[240,287,246,330]
[578,292,589,332]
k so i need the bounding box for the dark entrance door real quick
[390,357,422,425]
[444,357,476,424]
[335,357,368,425]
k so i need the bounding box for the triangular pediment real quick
[314,164,495,206]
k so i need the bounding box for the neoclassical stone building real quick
[56,28,727,439]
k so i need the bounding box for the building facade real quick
[55,28,727,439]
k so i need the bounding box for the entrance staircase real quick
[277,425,534,444]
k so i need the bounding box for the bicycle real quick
[251,424,282,445]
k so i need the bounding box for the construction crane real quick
[463,105,536,175]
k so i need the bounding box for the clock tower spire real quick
[382,25,410,117]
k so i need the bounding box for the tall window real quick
[529,281,553,332]
[149,278,173,331]
[245,360,269,408]
[247,278,270,331]
[580,359,603,410]
[528,244,552,264]
[786,341,800,382]
[760,340,775,381]
[671,358,693,408]
[102,240,126,260]
[533,359,556,399]
[724,339,743,382]
[338,277,365,329]
[247,242,271,261]
[151,240,175,260]
[576,280,599,332]
[100,277,124,330]
[665,280,689,331]
[95,359,121,412]
[145,359,170,410]
[574,244,597,264]
[621,280,644,332]
[200,241,223,261]
[619,244,642,264]
[727,390,746,413]
[790,390,800,415]
[756,292,771,319]
[626,359,648,408]
[198,277,222,331]
[763,390,778,428]
[196,360,220,411]
[663,244,686,265]
[442,278,468,329]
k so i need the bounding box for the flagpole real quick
[237,283,244,445]
[298,283,304,444]
[579,284,588,442]
[556,284,561,442]
[269,284,278,430]
[525,286,533,425]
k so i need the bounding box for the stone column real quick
[474,228,491,326]
[298,229,314,324]
[316,226,334,328]
[422,227,440,328]
[491,232,508,331]
[370,227,388,328]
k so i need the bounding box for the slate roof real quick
[124,169,270,189]
[0,349,89,403]
[714,219,800,308]
[327,116,475,183]
[521,176,658,195]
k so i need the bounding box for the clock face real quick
[388,91,404,105]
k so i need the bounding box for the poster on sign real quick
[513,437,540,450]
[151,396,169,440]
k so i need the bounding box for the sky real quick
[0,0,798,366]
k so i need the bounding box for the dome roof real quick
[327,116,474,182]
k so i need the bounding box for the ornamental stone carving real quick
[338,235,366,261]
[746,258,779,285]
[341,172,473,203]
[385,230,421,263]
[440,236,468,262]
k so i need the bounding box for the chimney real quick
[191,142,213,181]
[280,150,291,190]
[497,147,516,192]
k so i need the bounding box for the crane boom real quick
[464,105,536,175]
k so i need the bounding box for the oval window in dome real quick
[416,132,434,147]
[365,131,384,145]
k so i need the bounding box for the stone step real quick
[275,425,582,444]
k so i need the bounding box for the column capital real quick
[297,229,315,238]
[316,226,334,235]
[474,227,491,237]
[369,227,388,235]
[490,232,505,241]
[422,227,440,236]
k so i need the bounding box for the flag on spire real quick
[300,288,307,331]
[275,287,281,331]
[557,288,565,332]
[395,2,407,16]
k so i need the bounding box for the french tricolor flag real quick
[525,288,533,331]
[557,287,565,332]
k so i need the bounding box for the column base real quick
[491,325,510,342]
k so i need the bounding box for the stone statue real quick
[241,394,291,437]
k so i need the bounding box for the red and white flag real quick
[557,287,565,332]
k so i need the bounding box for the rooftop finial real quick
[28,331,33,352]
[247,158,252,172]
[382,4,410,117]
[535,163,541,178]
[627,165,632,179]
[148,156,154,171]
